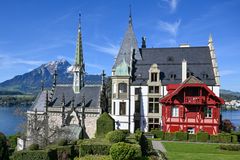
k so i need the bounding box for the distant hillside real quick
[0,59,102,95]
[220,89,240,101]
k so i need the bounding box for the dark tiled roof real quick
[113,21,141,69]
[132,46,216,85]
[50,85,101,108]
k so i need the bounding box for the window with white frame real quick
[204,107,212,118]
[148,98,159,113]
[148,86,159,94]
[119,102,126,115]
[171,106,179,117]
[151,72,158,82]
[187,128,195,134]
[148,118,160,131]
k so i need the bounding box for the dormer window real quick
[118,83,127,93]
[151,72,158,82]
[202,73,209,79]
[169,73,176,80]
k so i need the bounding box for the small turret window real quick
[118,83,127,93]
[151,72,158,82]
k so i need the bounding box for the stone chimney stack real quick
[182,59,187,82]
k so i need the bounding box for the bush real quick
[96,112,115,137]
[139,134,153,156]
[8,133,20,149]
[196,132,209,142]
[231,135,238,144]
[28,143,39,150]
[55,145,73,160]
[219,133,231,143]
[79,140,111,157]
[188,134,196,142]
[150,129,164,139]
[57,139,68,146]
[0,132,9,160]
[110,142,142,160]
[210,135,219,143]
[11,150,54,160]
[75,155,112,160]
[175,132,188,141]
[106,130,126,143]
[134,129,142,142]
[164,132,176,141]
[219,144,240,151]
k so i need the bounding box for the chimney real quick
[182,59,187,82]
[141,37,146,48]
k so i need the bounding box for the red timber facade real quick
[160,76,224,135]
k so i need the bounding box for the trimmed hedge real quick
[175,132,188,141]
[79,140,111,157]
[164,132,176,141]
[210,135,219,143]
[134,129,142,142]
[106,130,126,143]
[219,133,232,143]
[96,113,115,137]
[188,134,196,142]
[11,150,54,160]
[231,135,238,144]
[55,145,73,160]
[150,129,164,139]
[110,142,142,160]
[57,139,68,146]
[219,144,240,151]
[28,144,39,151]
[196,132,209,142]
[139,134,153,156]
[0,132,9,160]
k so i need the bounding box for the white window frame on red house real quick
[172,106,179,117]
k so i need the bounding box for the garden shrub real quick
[175,131,188,141]
[196,131,209,142]
[219,133,231,143]
[8,133,20,149]
[134,129,142,142]
[28,143,39,150]
[79,140,111,157]
[11,149,55,160]
[0,132,9,160]
[96,112,115,137]
[75,155,112,160]
[110,142,142,160]
[139,134,153,156]
[55,145,73,160]
[210,135,219,143]
[219,144,240,151]
[188,134,196,142]
[231,135,238,144]
[57,139,68,146]
[106,130,126,143]
[150,129,164,139]
[164,132,176,141]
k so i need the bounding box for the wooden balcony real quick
[184,96,205,105]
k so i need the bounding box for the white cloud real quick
[86,42,119,56]
[162,0,179,13]
[158,19,181,36]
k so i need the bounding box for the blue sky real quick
[0,0,239,91]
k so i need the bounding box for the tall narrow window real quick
[135,88,141,95]
[204,107,212,118]
[113,102,116,115]
[151,73,158,82]
[148,98,159,113]
[120,102,126,115]
[172,106,179,117]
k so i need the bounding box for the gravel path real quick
[152,140,167,153]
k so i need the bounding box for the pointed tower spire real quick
[112,8,142,76]
[208,34,220,85]
[73,13,85,93]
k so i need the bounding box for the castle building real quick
[110,13,223,134]
[25,17,102,147]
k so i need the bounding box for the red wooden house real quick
[160,76,224,135]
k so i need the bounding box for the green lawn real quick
[162,142,240,160]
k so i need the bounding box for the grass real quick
[162,142,240,160]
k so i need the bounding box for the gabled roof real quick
[113,16,141,70]
[132,47,216,85]
[160,76,224,104]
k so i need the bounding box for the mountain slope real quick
[0,59,101,94]
[220,89,240,101]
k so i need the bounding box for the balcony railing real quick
[184,96,205,104]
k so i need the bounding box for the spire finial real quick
[208,33,213,43]
[129,5,132,24]
[78,13,81,31]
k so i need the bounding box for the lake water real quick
[0,105,30,135]
[0,106,240,135]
